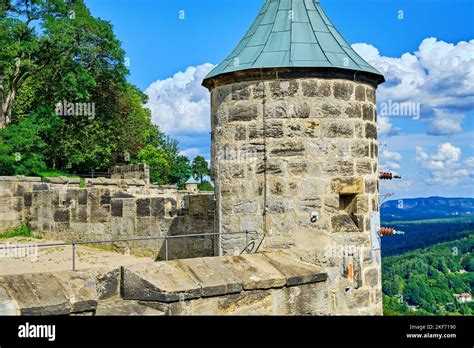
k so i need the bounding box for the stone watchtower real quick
[203,0,385,314]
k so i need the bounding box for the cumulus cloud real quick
[415,143,473,186]
[354,38,474,136]
[144,63,215,135]
[465,157,474,167]
[380,149,402,172]
[179,147,201,159]
[377,116,401,136]
[427,109,464,135]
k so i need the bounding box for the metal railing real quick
[0,230,260,271]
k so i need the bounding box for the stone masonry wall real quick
[0,176,215,260]
[210,76,382,314]
[111,163,151,183]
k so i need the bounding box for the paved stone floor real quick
[0,237,153,275]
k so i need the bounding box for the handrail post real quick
[245,230,248,254]
[72,242,76,271]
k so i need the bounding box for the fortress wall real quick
[0,176,215,260]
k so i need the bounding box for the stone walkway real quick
[0,237,153,276]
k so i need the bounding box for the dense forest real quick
[0,0,211,189]
[381,217,474,256]
[383,235,473,315]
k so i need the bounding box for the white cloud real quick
[465,157,474,167]
[427,109,463,135]
[380,149,402,172]
[377,116,400,136]
[179,147,201,159]
[354,38,474,136]
[415,143,473,186]
[144,63,215,135]
[382,150,402,161]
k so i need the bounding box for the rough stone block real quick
[151,197,165,217]
[315,80,332,97]
[287,162,307,176]
[348,289,371,308]
[249,122,283,139]
[355,85,366,101]
[331,177,364,194]
[333,82,354,100]
[356,160,372,175]
[365,123,377,139]
[33,183,49,191]
[54,208,70,223]
[270,141,305,157]
[231,84,250,100]
[362,104,375,121]
[365,179,378,194]
[122,261,203,302]
[366,87,376,103]
[270,80,299,98]
[96,269,120,300]
[234,125,247,140]
[364,268,379,287]
[178,257,243,297]
[289,102,310,118]
[262,253,327,286]
[23,192,32,207]
[323,160,354,176]
[331,214,360,232]
[266,101,288,118]
[345,103,362,118]
[266,199,293,213]
[228,104,258,122]
[220,254,286,290]
[136,199,151,217]
[111,200,123,217]
[351,141,370,157]
[100,194,111,205]
[323,121,354,138]
[302,80,318,97]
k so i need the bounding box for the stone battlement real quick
[0,252,330,316]
[0,175,216,259]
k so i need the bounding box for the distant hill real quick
[381,197,474,222]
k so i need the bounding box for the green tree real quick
[136,145,170,185]
[168,155,191,189]
[191,156,209,184]
[462,254,474,272]
[0,0,185,177]
[0,111,48,175]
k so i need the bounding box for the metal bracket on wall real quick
[370,211,381,251]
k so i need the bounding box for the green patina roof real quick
[204,0,383,81]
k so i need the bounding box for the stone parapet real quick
[122,252,328,313]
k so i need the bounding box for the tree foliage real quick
[0,0,194,187]
[191,155,209,184]
[383,233,473,316]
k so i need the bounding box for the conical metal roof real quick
[204,0,383,82]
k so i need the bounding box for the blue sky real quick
[85,0,474,198]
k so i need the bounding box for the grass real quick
[38,169,79,179]
[0,223,41,239]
